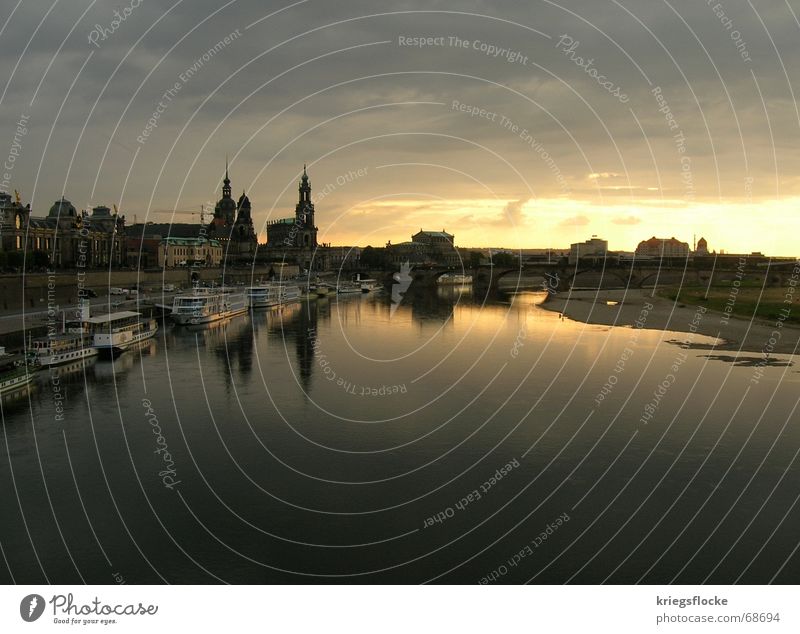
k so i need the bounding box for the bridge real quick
[409,263,710,292]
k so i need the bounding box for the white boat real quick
[337,281,362,294]
[171,286,247,325]
[88,311,158,353]
[30,333,97,366]
[359,277,378,293]
[437,273,473,285]
[29,301,98,366]
[0,347,35,394]
[246,282,301,308]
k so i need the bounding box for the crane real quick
[149,205,208,225]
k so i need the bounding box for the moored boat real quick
[0,347,35,394]
[437,273,473,285]
[336,281,362,294]
[88,311,158,354]
[246,282,302,308]
[30,333,97,366]
[171,286,247,325]
[29,300,98,367]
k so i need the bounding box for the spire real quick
[299,164,311,203]
[222,157,231,198]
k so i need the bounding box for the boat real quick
[358,277,378,293]
[29,332,97,366]
[0,347,35,394]
[171,286,247,325]
[437,273,473,285]
[336,281,362,294]
[314,283,332,297]
[246,281,301,308]
[88,311,158,354]
[28,300,98,366]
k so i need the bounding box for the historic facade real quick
[386,229,460,266]
[635,236,690,259]
[206,162,258,259]
[266,165,318,251]
[0,191,126,268]
[158,236,222,268]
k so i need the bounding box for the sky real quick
[1,0,799,254]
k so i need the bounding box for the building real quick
[0,191,126,268]
[694,237,709,255]
[264,166,320,270]
[158,236,222,268]
[125,222,201,269]
[635,236,690,259]
[266,165,318,250]
[569,237,608,265]
[206,162,258,259]
[386,229,460,267]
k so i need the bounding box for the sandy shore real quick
[541,289,800,356]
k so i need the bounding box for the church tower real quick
[294,164,317,249]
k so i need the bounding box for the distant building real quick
[158,236,222,268]
[569,237,608,265]
[266,165,318,250]
[694,236,709,255]
[206,162,258,259]
[125,223,202,269]
[0,191,126,267]
[386,229,459,267]
[635,236,689,259]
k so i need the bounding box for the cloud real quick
[612,215,641,225]
[587,172,620,180]
[559,215,590,227]
[500,199,527,225]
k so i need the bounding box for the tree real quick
[491,252,519,268]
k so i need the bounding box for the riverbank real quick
[540,289,800,355]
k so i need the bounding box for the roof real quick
[162,236,221,247]
[268,217,296,225]
[414,230,453,238]
[125,223,201,238]
[639,236,688,246]
[85,311,141,324]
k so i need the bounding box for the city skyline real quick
[2,1,799,256]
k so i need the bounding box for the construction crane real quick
[149,205,208,225]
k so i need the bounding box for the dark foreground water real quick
[1,289,799,584]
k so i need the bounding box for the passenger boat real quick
[29,301,98,367]
[359,278,377,293]
[336,281,362,294]
[0,347,35,394]
[88,311,158,354]
[171,286,247,325]
[246,282,302,308]
[29,332,97,366]
[437,273,473,285]
[314,283,332,297]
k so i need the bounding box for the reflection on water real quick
[1,290,799,584]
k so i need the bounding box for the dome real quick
[92,205,111,217]
[48,197,77,218]
[237,192,251,209]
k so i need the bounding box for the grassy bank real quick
[660,282,800,324]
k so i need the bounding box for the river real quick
[1,288,798,583]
